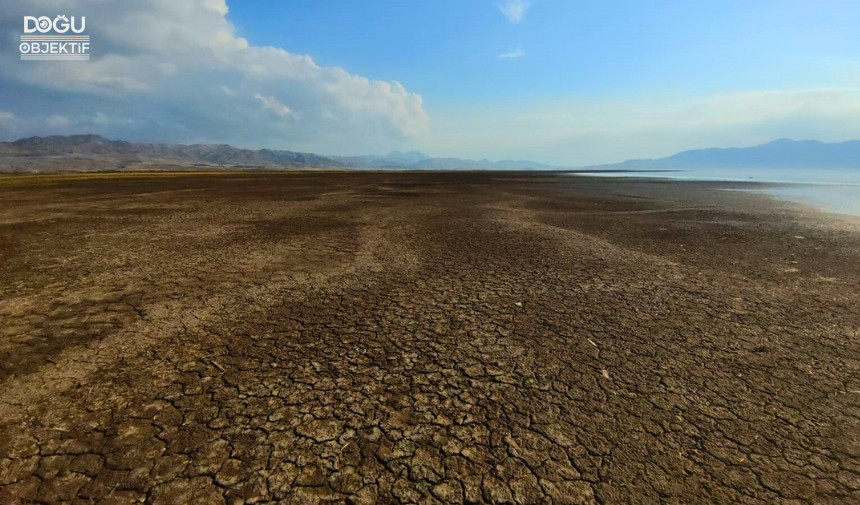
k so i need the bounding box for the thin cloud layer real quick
[497,0,531,24]
[423,88,860,165]
[497,47,526,59]
[254,94,294,117]
[0,0,427,152]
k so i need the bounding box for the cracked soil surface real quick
[0,171,858,504]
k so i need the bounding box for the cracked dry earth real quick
[0,172,858,505]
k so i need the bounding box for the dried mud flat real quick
[0,171,858,504]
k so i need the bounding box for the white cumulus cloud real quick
[0,0,427,153]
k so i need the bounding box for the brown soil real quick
[0,171,858,504]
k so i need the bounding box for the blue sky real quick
[229,0,859,102]
[1,0,859,165]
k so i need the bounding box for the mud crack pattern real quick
[0,172,858,504]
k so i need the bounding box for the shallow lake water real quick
[573,168,860,217]
[731,184,860,217]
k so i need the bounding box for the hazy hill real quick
[0,134,558,172]
[589,139,860,171]
[410,157,556,170]
[385,150,431,163]
[332,152,556,170]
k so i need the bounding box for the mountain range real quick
[0,134,341,172]
[0,135,556,172]
[1,135,858,173]
[588,139,860,171]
